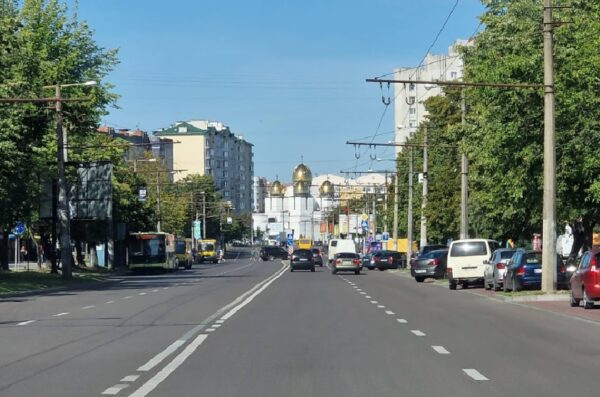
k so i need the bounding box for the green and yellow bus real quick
[127,232,177,271]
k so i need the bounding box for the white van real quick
[447,239,500,290]
[328,239,356,263]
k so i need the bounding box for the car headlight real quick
[567,265,576,272]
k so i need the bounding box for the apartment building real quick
[154,120,254,213]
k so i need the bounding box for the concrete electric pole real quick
[420,126,428,247]
[460,89,469,240]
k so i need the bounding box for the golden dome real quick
[319,180,334,198]
[292,163,312,183]
[271,180,284,197]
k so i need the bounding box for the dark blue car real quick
[504,250,567,292]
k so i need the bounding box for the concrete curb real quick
[0,277,124,300]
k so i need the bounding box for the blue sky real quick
[74,0,484,182]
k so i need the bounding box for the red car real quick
[569,250,600,309]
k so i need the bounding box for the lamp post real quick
[43,80,97,278]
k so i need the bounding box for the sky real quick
[73,0,485,182]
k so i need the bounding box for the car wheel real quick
[378,267,385,271]
[415,277,425,283]
[570,290,581,307]
[331,268,337,275]
[484,278,492,290]
[583,288,594,309]
[449,281,457,290]
[355,269,360,275]
[462,281,468,289]
[290,267,294,272]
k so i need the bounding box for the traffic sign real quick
[193,220,201,240]
[360,213,368,221]
[375,233,382,242]
[360,220,368,229]
[138,187,147,202]
[382,232,389,241]
[13,222,25,236]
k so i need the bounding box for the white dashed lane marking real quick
[432,346,450,354]
[377,305,386,308]
[17,320,35,326]
[53,312,69,317]
[360,292,366,295]
[101,384,129,395]
[411,330,426,336]
[152,289,159,292]
[397,319,408,324]
[137,340,186,372]
[121,375,140,382]
[206,328,215,332]
[370,301,378,304]
[139,292,147,296]
[82,305,95,309]
[105,301,115,304]
[463,369,489,381]
[124,296,132,299]
[385,310,395,315]
[365,295,372,299]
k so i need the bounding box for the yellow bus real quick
[127,232,177,271]
[298,238,312,250]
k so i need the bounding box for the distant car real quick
[410,249,448,282]
[569,250,600,309]
[504,250,567,292]
[331,252,361,275]
[259,246,289,261]
[311,248,323,267]
[483,249,517,291]
[361,253,375,270]
[372,250,402,271]
[290,249,315,272]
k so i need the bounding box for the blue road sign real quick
[382,232,389,241]
[360,220,368,229]
[13,222,25,236]
[193,220,201,240]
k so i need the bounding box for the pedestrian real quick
[20,244,27,262]
[218,248,225,263]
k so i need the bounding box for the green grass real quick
[0,271,109,295]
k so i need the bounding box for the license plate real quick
[299,258,308,261]
[415,269,426,273]
[534,268,542,273]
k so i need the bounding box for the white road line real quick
[82,305,95,309]
[463,369,489,381]
[377,305,386,308]
[121,375,140,382]
[152,289,159,292]
[370,300,378,304]
[397,319,408,324]
[356,289,362,291]
[105,301,115,304]
[162,287,168,290]
[411,330,426,336]
[53,312,69,317]
[129,334,208,397]
[365,295,372,299]
[138,293,147,296]
[385,310,395,315]
[432,346,450,355]
[206,328,215,332]
[211,324,222,328]
[137,340,186,372]
[215,319,225,324]
[124,296,132,299]
[102,384,129,395]
[360,292,366,295]
[17,320,35,326]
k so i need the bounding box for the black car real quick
[290,249,315,272]
[410,249,448,282]
[259,246,289,261]
[372,250,402,271]
[310,248,323,267]
[410,244,448,267]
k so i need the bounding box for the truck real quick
[197,239,218,263]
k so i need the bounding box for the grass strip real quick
[0,271,109,295]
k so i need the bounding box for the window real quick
[224,151,229,158]
[223,171,228,178]
[450,242,487,257]
[450,71,458,79]
[224,160,228,168]
[409,83,415,91]
[408,96,415,104]
[409,108,416,115]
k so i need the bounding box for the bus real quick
[298,238,312,250]
[127,232,177,271]
[175,238,193,269]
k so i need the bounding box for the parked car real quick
[311,248,323,267]
[483,249,517,291]
[504,250,567,292]
[331,252,361,275]
[569,250,600,309]
[372,250,402,271]
[447,239,500,290]
[361,253,375,270]
[290,249,315,272]
[410,244,448,268]
[410,249,448,282]
[259,246,289,261]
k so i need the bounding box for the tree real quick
[0,0,117,270]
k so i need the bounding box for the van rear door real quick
[450,241,489,279]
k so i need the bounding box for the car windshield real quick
[424,250,447,259]
[175,241,187,254]
[525,252,542,264]
[500,250,516,259]
[450,242,487,256]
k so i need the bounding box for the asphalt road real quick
[1,250,598,396]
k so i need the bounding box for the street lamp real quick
[42,80,97,278]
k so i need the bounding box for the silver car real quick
[483,249,516,291]
[331,252,361,275]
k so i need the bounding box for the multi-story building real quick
[153,119,254,213]
[393,39,469,153]
[252,176,267,213]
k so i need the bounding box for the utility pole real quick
[542,0,557,293]
[407,148,414,262]
[460,89,469,239]
[392,170,399,251]
[202,192,207,239]
[55,84,72,278]
[420,126,428,247]
[156,172,161,232]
